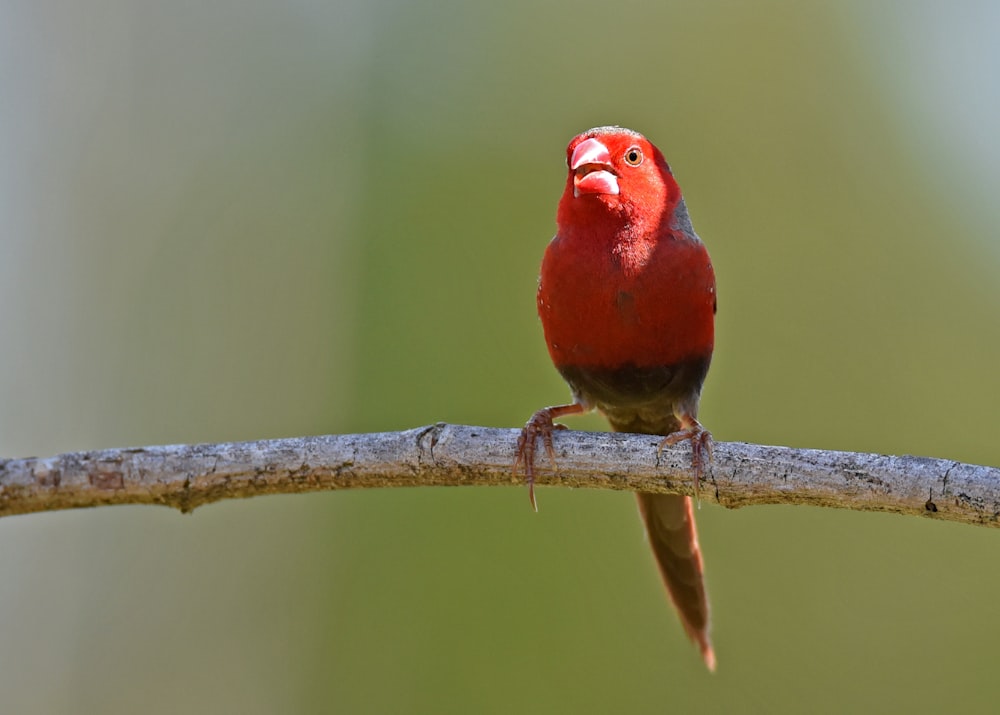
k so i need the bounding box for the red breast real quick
[538,127,716,372]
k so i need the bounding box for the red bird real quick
[516,126,717,670]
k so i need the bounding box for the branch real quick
[1,424,997,526]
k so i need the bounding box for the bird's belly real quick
[557,356,711,434]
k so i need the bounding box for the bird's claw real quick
[514,409,564,511]
[514,412,553,512]
[514,402,587,510]
[658,422,714,500]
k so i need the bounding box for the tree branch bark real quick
[1,423,997,526]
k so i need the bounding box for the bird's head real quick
[557,126,682,236]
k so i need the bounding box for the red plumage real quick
[516,126,717,670]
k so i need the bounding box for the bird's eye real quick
[624,146,643,166]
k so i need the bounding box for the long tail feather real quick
[636,492,715,671]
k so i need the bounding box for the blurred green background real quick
[2,1,999,713]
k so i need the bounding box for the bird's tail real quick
[635,492,715,671]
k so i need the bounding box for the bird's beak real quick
[570,138,619,197]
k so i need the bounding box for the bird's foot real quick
[658,421,713,500]
[514,403,585,511]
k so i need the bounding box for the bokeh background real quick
[2,1,999,713]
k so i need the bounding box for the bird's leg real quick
[514,402,587,511]
[658,414,713,501]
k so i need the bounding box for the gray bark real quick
[1,424,996,526]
